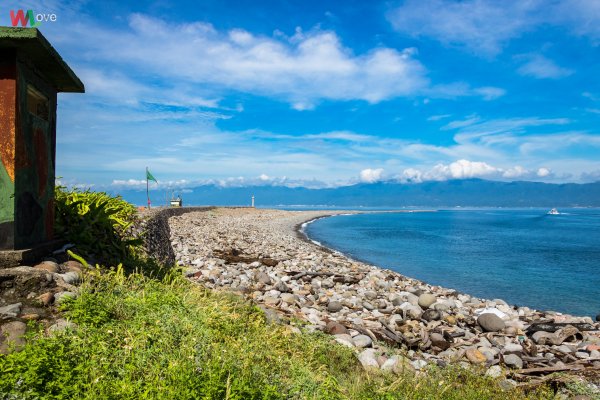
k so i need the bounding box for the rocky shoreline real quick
[169,207,600,390]
[0,258,84,354]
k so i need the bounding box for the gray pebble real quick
[503,354,523,369]
[503,343,523,353]
[362,301,375,311]
[54,291,77,305]
[274,281,290,293]
[353,334,373,348]
[364,291,377,300]
[280,293,297,304]
[255,271,271,285]
[422,309,442,321]
[59,271,80,285]
[0,303,22,318]
[327,301,343,313]
[418,293,436,309]
[48,318,77,333]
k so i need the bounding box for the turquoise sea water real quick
[304,209,600,318]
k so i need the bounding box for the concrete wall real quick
[138,207,213,266]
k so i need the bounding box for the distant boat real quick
[547,208,560,215]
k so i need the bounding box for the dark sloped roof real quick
[0,27,84,93]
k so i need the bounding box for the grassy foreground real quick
[0,267,554,399]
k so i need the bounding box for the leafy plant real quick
[54,186,142,266]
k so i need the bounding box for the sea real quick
[303,208,600,318]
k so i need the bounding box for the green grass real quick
[0,268,554,400]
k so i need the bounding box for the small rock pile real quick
[170,208,600,387]
[0,259,82,353]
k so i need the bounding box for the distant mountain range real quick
[113,179,600,207]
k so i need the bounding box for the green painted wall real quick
[0,162,13,223]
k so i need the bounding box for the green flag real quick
[146,168,157,183]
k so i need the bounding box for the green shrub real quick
[54,187,142,266]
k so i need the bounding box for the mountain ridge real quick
[112,179,600,207]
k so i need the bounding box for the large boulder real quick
[477,313,505,332]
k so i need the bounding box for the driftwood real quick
[213,249,259,264]
[339,320,408,348]
[213,248,280,266]
[347,324,378,342]
[516,364,584,375]
[526,322,597,333]
[284,270,361,284]
[380,320,407,344]
[286,271,336,279]
[521,356,548,363]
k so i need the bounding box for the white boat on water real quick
[547,208,560,215]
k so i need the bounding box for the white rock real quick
[358,349,379,369]
[486,365,503,378]
[410,360,428,370]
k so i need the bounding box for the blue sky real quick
[3,0,600,190]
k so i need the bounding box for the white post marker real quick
[251,195,255,208]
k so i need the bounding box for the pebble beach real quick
[169,207,600,388]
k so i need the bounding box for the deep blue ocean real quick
[304,209,600,318]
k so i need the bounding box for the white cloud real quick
[427,114,452,121]
[442,115,481,130]
[111,179,189,189]
[387,0,540,56]
[72,67,222,109]
[581,169,600,182]
[502,165,529,179]
[517,55,573,79]
[59,15,428,108]
[429,159,498,180]
[397,160,555,183]
[359,168,384,183]
[425,83,506,100]
[537,167,552,177]
[400,168,423,182]
[554,0,600,43]
[82,116,600,187]
[474,86,507,100]
[111,179,147,188]
[214,175,331,189]
[387,0,600,56]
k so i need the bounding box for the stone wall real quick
[137,207,213,266]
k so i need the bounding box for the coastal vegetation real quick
[0,189,560,399]
[54,187,142,267]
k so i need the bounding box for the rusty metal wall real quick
[0,50,17,250]
[0,50,58,250]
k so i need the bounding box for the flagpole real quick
[146,166,150,208]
